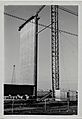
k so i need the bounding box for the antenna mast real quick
[11,65,16,84]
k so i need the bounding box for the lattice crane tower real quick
[51,5,60,98]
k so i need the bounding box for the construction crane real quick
[51,5,60,99]
[13,5,60,100]
[18,5,46,100]
[34,5,45,100]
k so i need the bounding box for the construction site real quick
[4,5,78,115]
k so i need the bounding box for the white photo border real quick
[0,1,82,119]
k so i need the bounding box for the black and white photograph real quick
[4,4,78,115]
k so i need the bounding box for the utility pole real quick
[51,5,59,99]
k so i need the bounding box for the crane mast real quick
[51,5,60,99]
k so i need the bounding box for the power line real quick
[59,29,78,37]
[59,6,78,16]
[60,31,77,49]
[38,23,51,34]
[4,12,27,21]
[4,12,78,37]
[38,23,78,37]
[4,12,47,28]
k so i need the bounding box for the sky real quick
[4,5,78,91]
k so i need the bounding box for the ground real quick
[4,99,77,115]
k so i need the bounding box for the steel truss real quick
[51,5,59,98]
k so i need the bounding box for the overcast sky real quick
[4,5,78,91]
